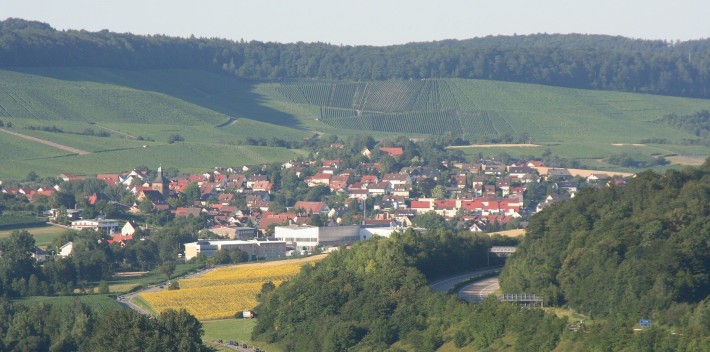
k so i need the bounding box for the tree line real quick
[0,300,211,351]
[2,18,710,98]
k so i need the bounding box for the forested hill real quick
[500,159,710,321]
[2,18,710,99]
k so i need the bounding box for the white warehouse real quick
[274,225,360,250]
[183,239,286,261]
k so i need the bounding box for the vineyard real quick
[276,79,520,139]
[140,258,320,320]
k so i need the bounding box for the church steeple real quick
[152,164,169,195]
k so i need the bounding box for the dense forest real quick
[655,110,710,144]
[2,18,710,98]
[0,301,210,351]
[500,160,710,333]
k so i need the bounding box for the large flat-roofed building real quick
[183,239,286,261]
[208,226,258,240]
[71,219,120,234]
[274,225,360,250]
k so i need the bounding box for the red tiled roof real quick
[379,147,404,157]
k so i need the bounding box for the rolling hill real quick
[0,67,709,179]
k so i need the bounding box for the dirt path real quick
[0,128,91,155]
[93,124,137,139]
[446,143,540,149]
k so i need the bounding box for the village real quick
[0,143,634,263]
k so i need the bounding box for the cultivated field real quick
[2,68,710,178]
[140,255,323,320]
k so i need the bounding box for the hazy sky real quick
[3,0,709,46]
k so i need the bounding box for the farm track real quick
[0,128,91,155]
[216,117,237,128]
[93,124,137,139]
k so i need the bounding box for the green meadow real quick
[1,67,709,179]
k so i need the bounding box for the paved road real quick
[458,276,500,303]
[429,266,501,293]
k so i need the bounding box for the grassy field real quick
[203,319,282,352]
[2,68,709,178]
[0,223,68,248]
[105,263,204,294]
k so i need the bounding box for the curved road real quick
[458,276,499,302]
[429,266,501,293]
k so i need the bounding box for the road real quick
[429,266,501,293]
[458,276,500,303]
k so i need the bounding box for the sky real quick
[2,0,709,46]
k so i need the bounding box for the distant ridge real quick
[2,18,710,98]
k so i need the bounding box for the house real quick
[97,173,121,186]
[360,175,379,184]
[121,221,139,236]
[587,173,610,183]
[383,173,411,186]
[546,168,572,180]
[305,173,332,187]
[379,147,404,158]
[391,184,411,197]
[59,242,73,257]
[175,207,202,218]
[218,193,234,205]
[293,201,330,215]
[411,200,433,214]
[107,234,134,247]
[32,247,48,263]
[329,175,350,193]
[252,180,273,193]
[367,181,391,196]
[58,173,81,182]
[246,175,268,188]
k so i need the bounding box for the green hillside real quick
[1,67,709,179]
[262,78,710,144]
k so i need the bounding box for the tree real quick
[431,185,447,200]
[139,200,155,215]
[167,134,185,144]
[98,280,110,294]
[160,260,177,281]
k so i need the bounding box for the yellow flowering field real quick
[140,256,322,320]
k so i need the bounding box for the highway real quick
[429,266,501,293]
[458,276,499,303]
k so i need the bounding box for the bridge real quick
[489,246,517,256]
[501,293,544,307]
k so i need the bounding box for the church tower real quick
[152,165,169,196]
